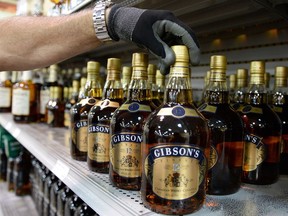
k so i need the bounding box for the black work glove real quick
[107,4,200,75]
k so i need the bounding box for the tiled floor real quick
[0,182,38,216]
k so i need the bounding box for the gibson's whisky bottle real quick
[231,68,248,109]
[240,61,282,184]
[110,53,154,190]
[198,70,210,106]
[70,61,102,161]
[198,55,244,195]
[270,66,288,174]
[12,70,37,123]
[0,71,12,112]
[148,64,161,107]
[121,66,132,101]
[155,69,165,104]
[88,58,123,173]
[141,46,210,214]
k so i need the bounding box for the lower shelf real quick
[0,113,287,216]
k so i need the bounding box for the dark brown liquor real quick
[47,86,65,127]
[239,61,282,184]
[70,61,102,161]
[0,71,12,112]
[88,58,123,173]
[269,66,288,174]
[110,53,154,190]
[198,55,244,195]
[231,68,248,110]
[142,46,210,215]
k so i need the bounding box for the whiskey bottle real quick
[110,53,154,190]
[40,65,60,123]
[0,71,12,112]
[199,70,210,106]
[269,66,288,174]
[88,58,123,173]
[64,80,79,128]
[78,77,87,101]
[231,68,248,109]
[121,66,132,101]
[148,64,161,107]
[70,61,102,161]
[47,86,65,127]
[155,69,165,104]
[141,45,210,214]
[239,61,282,184]
[198,55,244,195]
[12,70,37,123]
[14,146,32,196]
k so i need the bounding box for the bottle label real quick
[40,89,50,114]
[144,145,206,200]
[47,110,54,125]
[64,110,70,127]
[0,87,11,108]
[240,105,263,114]
[242,134,266,171]
[197,104,217,113]
[157,106,199,118]
[88,124,110,162]
[110,133,142,178]
[96,99,120,108]
[72,120,88,152]
[119,102,151,112]
[12,88,30,115]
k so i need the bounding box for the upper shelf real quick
[0,113,287,216]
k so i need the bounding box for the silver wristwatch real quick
[92,0,113,42]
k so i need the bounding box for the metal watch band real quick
[93,0,113,42]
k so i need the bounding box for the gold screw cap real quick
[132,53,148,67]
[210,55,227,70]
[171,45,189,63]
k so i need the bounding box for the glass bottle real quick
[74,203,97,216]
[198,70,210,106]
[109,53,154,190]
[70,61,102,161]
[64,80,79,128]
[38,168,50,215]
[47,86,65,127]
[148,64,161,107]
[43,173,57,216]
[40,65,60,123]
[198,55,244,195]
[239,61,282,184]
[50,179,65,216]
[64,194,83,216]
[57,186,74,216]
[270,66,288,174]
[14,146,32,196]
[88,58,123,173]
[121,66,132,101]
[229,73,237,101]
[12,70,37,123]
[78,77,87,101]
[141,45,210,215]
[231,68,248,110]
[0,71,12,112]
[155,69,165,104]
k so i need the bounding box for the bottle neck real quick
[103,79,123,100]
[127,79,151,101]
[246,83,267,105]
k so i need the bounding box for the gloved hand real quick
[107,4,200,75]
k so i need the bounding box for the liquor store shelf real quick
[0,113,287,216]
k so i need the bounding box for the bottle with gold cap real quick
[229,73,237,101]
[70,61,102,161]
[78,77,87,101]
[141,46,209,214]
[155,69,165,104]
[198,70,210,106]
[109,53,154,190]
[231,68,248,109]
[0,71,12,112]
[64,80,79,128]
[87,58,123,173]
[148,64,161,107]
[46,86,65,127]
[269,66,288,174]
[121,66,132,101]
[239,61,282,184]
[198,55,244,195]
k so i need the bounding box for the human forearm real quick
[0,9,100,71]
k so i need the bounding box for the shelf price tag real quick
[52,160,70,181]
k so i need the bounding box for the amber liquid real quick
[109,89,153,190]
[199,91,244,195]
[151,90,162,107]
[13,81,38,123]
[142,89,210,215]
[70,98,98,161]
[87,96,123,173]
[0,80,12,112]
[47,99,65,127]
[272,95,288,174]
[240,93,281,184]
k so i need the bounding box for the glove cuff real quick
[107,4,145,42]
